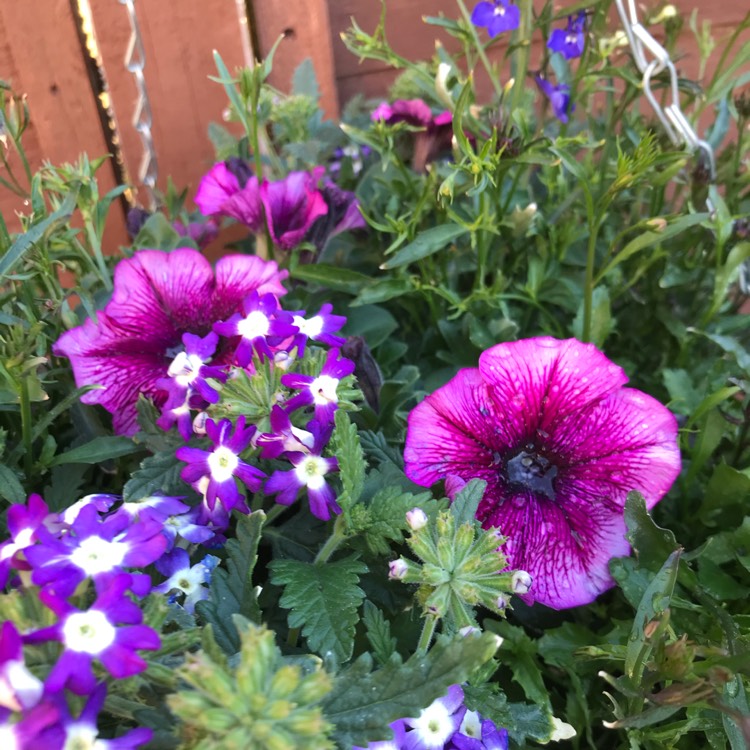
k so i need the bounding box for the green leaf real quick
[132,212,182,251]
[123,449,187,501]
[380,225,468,270]
[48,436,140,467]
[324,632,500,748]
[624,491,680,571]
[212,51,249,131]
[361,601,397,666]
[332,410,365,510]
[0,463,25,505]
[289,263,370,294]
[625,548,682,679]
[343,305,398,349]
[450,479,486,526]
[571,286,613,347]
[270,555,367,662]
[700,463,750,526]
[195,512,265,655]
[0,188,79,277]
[291,57,320,101]
[351,278,415,306]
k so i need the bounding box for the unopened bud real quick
[511,570,532,594]
[458,625,481,638]
[192,411,208,436]
[274,350,296,371]
[495,594,508,611]
[388,559,408,580]
[406,508,428,530]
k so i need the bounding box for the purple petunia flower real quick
[176,416,265,513]
[305,182,366,253]
[0,621,43,712]
[24,574,161,695]
[371,99,434,127]
[153,548,218,613]
[535,76,575,124]
[547,12,586,60]
[156,331,228,439]
[0,494,52,587]
[261,170,329,250]
[26,503,165,598]
[289,303,347,358]
[29,683,152,750]
[264,420,341,520]
[281,347,356,425]
[53,248,288,435]
[470,1,520,36]
[214,292,298,367]
[403,337,681,610]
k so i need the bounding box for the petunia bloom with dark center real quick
[53,248,287,435]
[404,337,681,610]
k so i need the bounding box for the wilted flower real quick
[535,76,574,124]
[53,249,287,435]
[153,548,219,613]
[404,337,681,609]
[470,0,520,36]
[547,12,587,59]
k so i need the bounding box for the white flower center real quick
[459,710,482,738]
[237,310,270,340]
[168,351,204,386]
[69,536,127,576]
[169,566,204,595]
[412,701,455,746]
[309,375,339,406]
[493,5,506,16]
[566,33,579,45]
[63,723,101,750]
[62,610,116,654]
[295,456,330,491]
[207,446,239,483]
[293,314,324,338]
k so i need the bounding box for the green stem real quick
[581,219,601,343]
[509,0,533,116]
[417,614,439,653]
[84,218,112,290]
[455,0,504,100]
[19,376,33,479]
[264,504,287,525]
[475,192,490,291]
[314,516,348,565]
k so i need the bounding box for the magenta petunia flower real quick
[371,99,434,126]
[403,337,681,610]
[260,170,329,250]
[53,248,288,435]
[194,160,264,230]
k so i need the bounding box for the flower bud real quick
[406,507,428,531]
[192,411,209,436]
[495,594,508,611]
[511,570,532,595]
[458,625,481,638]
[388,559,408,580]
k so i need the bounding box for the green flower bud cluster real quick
[168,616,334,750]
[389,509,528,628]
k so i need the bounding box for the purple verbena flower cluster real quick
[354,684,508,750]
[0,490,225,748]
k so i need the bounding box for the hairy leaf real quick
[123,448,187,502]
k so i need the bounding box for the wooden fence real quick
[0,0,748,248]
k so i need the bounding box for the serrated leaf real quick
[292,57,320,101]
[270,555,367,662]
[323,632,500,748]
[48,436,140,466]
[380,225,468,270]
[359,430,404,469]
[624,491,680,571]
[362,601,397,666]
[123,449,187,501]
[451,479,486,526]
[361,485,434,555]
[195,512,265,655]
[133,396,183,453]
[332,410,365,510]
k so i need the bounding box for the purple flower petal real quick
[195,162,241,216]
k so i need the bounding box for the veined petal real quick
[213,254,288,317]
[194,162,240,216]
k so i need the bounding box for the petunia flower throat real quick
[403,337,681,610]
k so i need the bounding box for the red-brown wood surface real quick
[0,0,127,243]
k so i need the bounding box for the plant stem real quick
[19,376,33,479]
[417,614,439,653]
[455,0,504,100]
[510,0,533,116]
[581,219,601,343]
[264,504,287,525]
[314,516,348,565]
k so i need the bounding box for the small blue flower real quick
[547,11,587,59]
[470,0,520,36]
[535,76,575,124]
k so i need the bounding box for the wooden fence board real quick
[0,0,126,245]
